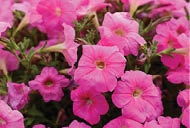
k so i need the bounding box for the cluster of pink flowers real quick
[0,0,189,128]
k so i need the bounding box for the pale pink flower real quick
[0,22,11,37]
[74,45,126,92]
[33,124,46,128]
[0,100,25,128]
[112,70,163,123]
[98,12,146,56]
[7,82,30,110]
[0,0,14,26]
[103,116,143,128]
[177,89,190,128]
[71,86,109,125]
[72,0,111,16]
[62,120,91,128]
[0,47,19,75]
[37,0,76,29]
[29,67,69,102]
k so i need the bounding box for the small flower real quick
[0,100,25,128]
[29,67,69,102]
[98,12,146,56]
[62,120,91,128]
[103,116,143,128]
[74,45,126,92]
[7,82,30,110]
[71,86,109,125]
[112,70,163,123]
[33,124,46,128]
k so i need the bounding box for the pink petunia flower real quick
[177,89,190,128]
[103,116,143,128]
[7,82,30,110]
[29,67,69,102]
[144,116,180,128]
[0,22,11,37]
[71,86,109,125]
[0,100,25,128]
[62,120,91,128]
[43,23,79,67]
[0,0,14,26]
[37,0,76,30]
[71,0,111,17]
[98,12,146,56]
[74,45,126,92]
[0,46,19,76]
[112,70,163,123]
[166,34,190,85]
[32,124,46,128]
[153,19,188,69]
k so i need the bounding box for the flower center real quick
[177,26,185,35]
[0,117,6,125]
[56,8,61,16]
[133,88,142,98]
[87,99,93,105]
[45,79,54,87]
[95,60,106,69]
[114,28,126,37]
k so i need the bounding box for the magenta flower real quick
[33,124,46,128]
[37,0,76,30]
[29,67,69,102]
[74,45,126,92]
[98,12,146,56]
[103,116,143,128]
[7,82,30,110]
[0,0,14,26]
[0,22,11,37]
[112,70,163,123]
[72,0,111,16]
[0,46,19,75]
[177,89,190,128]
[71,86,109,125]
[166,34,190,85]
[153,19,187,69]
[0,100,25,128]
[144,120,161,128]
[62,120,91,128]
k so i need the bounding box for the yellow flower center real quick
[133,88,142,98]
[95,60,106,69]
[56,8,61,16]
[0,117,6,125]
[114,28,126,37]
[45,79,54,87]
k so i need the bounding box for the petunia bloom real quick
[112,70,163,123]
[7,82,30,110]
[0,100,25,128]
[74,45,126,92]
[71,86,109,125]
[62,120,91,128]
[37,0,76,30]
[177,89,190,128]
[98,12,146,56]
[29,67,69,102]
[103,116,143,128]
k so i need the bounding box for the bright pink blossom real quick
[0,46,19,75]
[37,0,76,30]
[177,89,190,128]
[62,120,91,128]
[71,86,109,125]
[7,82,30,110]
[29,67,69,102]
[112,70,163,123]
[103,116,143,128]
[32,124,46,128]
[0,100,25,128]
[144,120,161,128]
[0,0,14,26]
[72,0,111,16]
[74,45,126,92]
[98,12,146,56]
[157,116,180,128]
[0,22,11,37]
